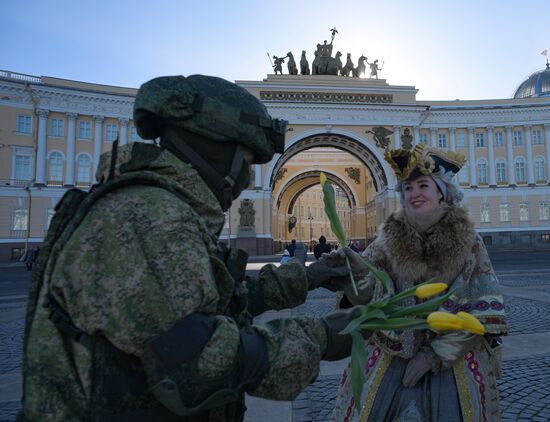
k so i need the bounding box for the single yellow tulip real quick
[415,283,448,299]
[456,312,486,335]
[427,312,464,331]
[320,172,327,186]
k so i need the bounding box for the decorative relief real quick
[260,91,393,104]
[345,167,361,184]
[238,199,255,227]
[273,168,287,185]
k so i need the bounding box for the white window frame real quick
[495,131,504,147]
[130,126,140,142]
[419,133,428,144]
[76,153,92,184]
[477,159,487,183]
[532,129,543,145]
[480,203,490,223]
[12,208,28,231]
[48,151,64,182]
[16,114,32,134]
[438,133,447,148]
[12,146,33,184]
[513,130,523,146]
[50,118,64,137]
[456,132,466,147]
[540,203,550,221]
[78,120,92,139]
[45,208,55,229]
[476,132,485,148]
[515,157,526,182]
[534,157,545,181]
[499,204,510,222]
[519,203,530,222]
[458,166,469,184]
[105,124,118,142]
[496,159,506,183]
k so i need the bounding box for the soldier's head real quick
[133,75,286,210]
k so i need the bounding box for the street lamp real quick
[307,214,314,248]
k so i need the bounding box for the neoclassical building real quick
[0,63,549,259]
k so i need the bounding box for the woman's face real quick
[402,175,443,217]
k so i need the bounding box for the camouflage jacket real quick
[22,144,327,421]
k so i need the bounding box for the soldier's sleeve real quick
[246,259,308,316]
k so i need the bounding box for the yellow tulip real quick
[415,283,448,299]
[456,312,486,335]
[427,312,464,331]
[320,172,327,186]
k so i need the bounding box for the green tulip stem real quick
[346,256,359,296]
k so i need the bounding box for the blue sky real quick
[1,0,548,100]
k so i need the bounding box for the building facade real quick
[0,65,549,259]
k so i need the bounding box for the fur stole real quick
[373,207,476,287]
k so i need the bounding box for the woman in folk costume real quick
[331,144,507,422]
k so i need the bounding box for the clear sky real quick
[1,0,549,100]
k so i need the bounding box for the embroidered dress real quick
[332,207,507,422]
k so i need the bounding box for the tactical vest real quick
[21,143,252,422]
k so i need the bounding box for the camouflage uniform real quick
[22,145,328,421]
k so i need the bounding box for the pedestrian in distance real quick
[314,235,332,260]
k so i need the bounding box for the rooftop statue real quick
[287,52,298,75]
[272,55,286,75]
[367,58,383,79]
[300,50,310,75]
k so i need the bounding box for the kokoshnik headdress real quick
[384,143,467,180]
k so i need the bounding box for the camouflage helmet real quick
[133,75,286,164]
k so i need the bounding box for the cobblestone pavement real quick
[2,264,550,421]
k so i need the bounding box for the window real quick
[130,126,140,142]
[438,133,447,148]
[79,121,92,139]
[496,160,506,183]
[499,204,510,222]
[17,115,32,134]
[476,132,485,147]
[76,154,91,183]
[419,133,428,144]
[482,235,493,246]
[513,130,523,146]
[48,152,63,182]
[456,133,466,147]
[535,157,545,181]
[515,158,526,182]
[477,159,487,183]
[12,208,28,230]
[105,124,118,142]
[495,131,504,147]
[533,129,543,145]
[480,203,490,223]
[542,234,550,243]
[519,203,529,221]
[46,208,55,229]
[458,166,468,184]
[50,118,64,137]
[539,203,550,221]
[14,153,32,182]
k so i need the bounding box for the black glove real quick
[324,247,370,281]
[321,306,371,361]
[306,260,350,291]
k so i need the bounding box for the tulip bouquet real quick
[319,173,486,412]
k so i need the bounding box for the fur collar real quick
[377,207,475,286]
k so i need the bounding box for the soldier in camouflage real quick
[20,75,365,421]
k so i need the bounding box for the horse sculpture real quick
[300,50,310,75]
[326,51,342,75]
[287,52,298,75]
[352,55,368,78]
[341,53,354,77]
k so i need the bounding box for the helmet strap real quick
[161,127,244,211]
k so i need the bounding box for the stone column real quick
[506,126,516,186]
[254,164,262,189]
[430,128,437,148]
[545,124,550,184]
[487,126,496,188]
[413,126,420,146]
[449,127,456,152]
[393,126,401,148]
[468,127,477,187]
[119,118,129,145]
[93,116,104,183]
[524,125,535,186]
[65,112,78,186]
[35,109,49,186]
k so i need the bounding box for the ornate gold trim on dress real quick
[453,358,474,422]
[359,352,392,422]
[384,142,467,180]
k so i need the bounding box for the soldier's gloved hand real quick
[306,260,350,291]
[324,247,370,281]
[321,306,372,361]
